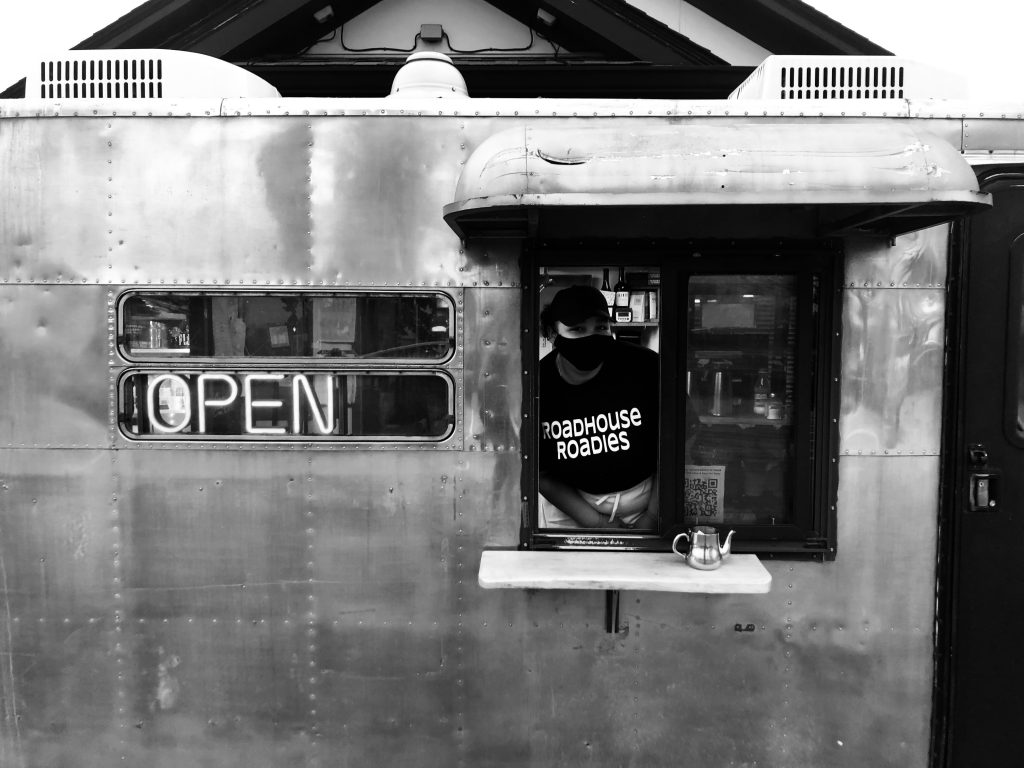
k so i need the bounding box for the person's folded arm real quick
[539,473,621,528]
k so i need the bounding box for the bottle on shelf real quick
[599,268,615,316]
[766,392,783,420]
[731,373,744,412]
[613,267,632,322]
[753,368,769,416]
[710,361,733,417]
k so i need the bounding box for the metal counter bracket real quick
[605,590,620,633]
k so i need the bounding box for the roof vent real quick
[388,52,468,98]
[26,49,280,99]
[728,55,965,101]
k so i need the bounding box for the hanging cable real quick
[297,27,337,57]
[306,22,560,57]
[534,26,563,61]
[442,28,544,55]
[340,25,421,53]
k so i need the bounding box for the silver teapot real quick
[671,526,735,570]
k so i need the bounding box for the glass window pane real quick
[684,275,798,526]
[119,371,453,440]
[121,292,455,360]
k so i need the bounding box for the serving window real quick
[116,291,458,442]
[526,245,838,557]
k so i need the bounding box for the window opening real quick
[527,246,837,556]
[121,292,455,361]
[535,265,661,532]
[117,290,458,442]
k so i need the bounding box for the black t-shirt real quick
[539,340,659,494]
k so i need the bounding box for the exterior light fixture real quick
[536,9,556,27]
[313,5,334,24]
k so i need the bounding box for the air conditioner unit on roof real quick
[26,49,280,100]
[728,55,965,101]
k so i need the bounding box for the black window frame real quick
[114,288,461,444]
[522,240,840,559]
[1005,236,1024,447]
[118,289,457,363]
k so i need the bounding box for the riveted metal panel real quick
[0,286,110,448]
[0,450,117,618]
[839,283,946,455]
[309,117,464,286]
[0,118,112,283]
[309,451,474,765]
[0,104,980,768]
[0,449,119,765]
[461,286,521,456]
[116,449,308,607]
[844,227,949,289]
[449,122,984,211]
[118,617,311,763]
[0,115,533,289]
[839,228,948,457]
[27,443,527,766]
[963,117,1024,154]
[105,118,306,284]
[5,612,121,766]
[446,452,938,768]
[109,449,313,762]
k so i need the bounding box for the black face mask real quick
[555,333,613,371]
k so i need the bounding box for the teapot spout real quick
[721,530,736,558]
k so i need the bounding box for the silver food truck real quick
[1,48,1021,766]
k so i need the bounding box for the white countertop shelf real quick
[479,550,771,594]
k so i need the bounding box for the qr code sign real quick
[684,465,725,524]
[685,476,719,517]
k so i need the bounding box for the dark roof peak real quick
[3,0,889,98]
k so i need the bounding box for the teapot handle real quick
[671,533,690,557]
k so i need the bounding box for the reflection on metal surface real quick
[444,123,989,239]
[463,286,519,455]
[844,227,949,288]
[0,286,110,448]
[840,229,947,455]
[0,107,960,767]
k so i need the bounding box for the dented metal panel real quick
[840,228,948,456]
[443,121,989,239]
[0,105,977,767]
[0,286,110,448]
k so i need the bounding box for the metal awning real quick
[443,123,991,240]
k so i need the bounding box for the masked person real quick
[538,285,660,529]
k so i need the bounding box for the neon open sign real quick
[120,370,452,439]
[147,372,333,435]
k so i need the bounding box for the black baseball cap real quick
[547,285,611,325]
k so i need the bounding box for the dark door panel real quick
[944,183,1024,765]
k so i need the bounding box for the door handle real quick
[969,472,999,511]
[967,443,1000,512]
